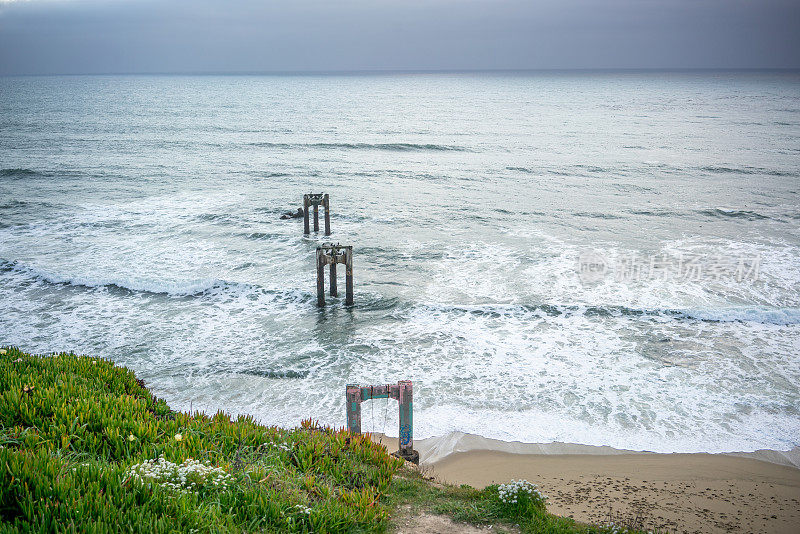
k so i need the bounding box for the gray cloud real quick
[1,0,799,75]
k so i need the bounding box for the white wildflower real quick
[126,458,229,493]
[497,479,547,505]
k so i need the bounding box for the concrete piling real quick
[329,262,338,297]
[346,384,362,434]
[323,194,331,236]
[303,195,311,235]
[396,380,415,462]
[344,247,353,306]
[316,248,326,307]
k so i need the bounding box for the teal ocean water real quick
[1,72,799,454]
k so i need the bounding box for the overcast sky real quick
[0,0,798,75]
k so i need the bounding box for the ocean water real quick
[1,72,799,454]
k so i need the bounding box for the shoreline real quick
[373,432,800,533]
[409,431,800,469]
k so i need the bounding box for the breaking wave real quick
[0,258,250,298]
[415,303,800,326]
[248,142,469,152]
[0,168,40,178]
[699,165,794,177]
[697,208,771,220]
[4,257,796,324]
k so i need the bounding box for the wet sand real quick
[372,434,800,533]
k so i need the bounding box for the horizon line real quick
[3,67,800,78]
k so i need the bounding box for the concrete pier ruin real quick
[303,193,331,236]
[346,381,419,464]
[316,243,353,306]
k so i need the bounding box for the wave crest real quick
[697,208,770,221]
[418,302,800,325]
[0,259,239,297]
[0,168,39,177]
[2,259,797,324]
[248,141,468,152]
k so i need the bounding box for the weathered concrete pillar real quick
[316,248,325,307]
[396,380,417,463]
[313,203,319,232]
[323,194,331,236]
[303,195,310,235]
[330,261,338,297]
[346,384,362,434]
[345,247,354,306]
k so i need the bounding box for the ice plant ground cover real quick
[0,347,402,532]
[0,347,647,533]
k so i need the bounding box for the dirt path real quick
[392,505,520,534]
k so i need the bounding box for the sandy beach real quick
[374,433,800,533]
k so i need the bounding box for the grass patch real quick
[384,468,634,534]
